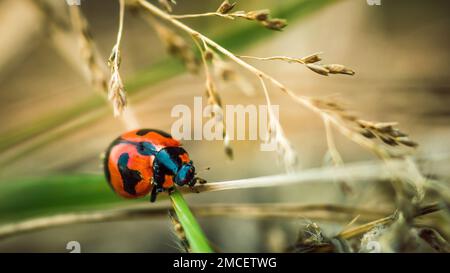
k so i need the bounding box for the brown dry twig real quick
[0,201,418,241]
[239,53,355,76]
[171,1,287,31]
[337,203,442,240]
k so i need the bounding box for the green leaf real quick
[0,174,141,224]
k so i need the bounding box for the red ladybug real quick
[103,129,204,202]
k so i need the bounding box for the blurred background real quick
[0,0,449,252]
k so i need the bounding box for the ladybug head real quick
[174,162,195,187]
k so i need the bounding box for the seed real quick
[262,18,287,31]
[217,0,236,14]
[396,137,418,148]
[323,64,355,75]
[380,136,398,146]
[306,64,329,76]
[246,10,270,21]
[301,52,322,64]
[361,129,376,139]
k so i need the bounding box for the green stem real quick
[169,189,213,253]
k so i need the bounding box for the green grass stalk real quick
[169,189,213,253]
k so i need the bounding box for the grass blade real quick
[169,189,213,253]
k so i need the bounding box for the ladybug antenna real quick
[195,167,210,175]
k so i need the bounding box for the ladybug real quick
[103,129,205,202]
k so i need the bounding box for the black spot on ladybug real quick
[136,128,172,138]
[136,141,157,156]
[103,137,123,187]
[117,153,142,196]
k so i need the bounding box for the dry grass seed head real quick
[262,18,288,31]
[217,0,236,14]
[357,119,418,148]
[70,6,108,93]
[230,9,287,31]
[301,52,323,64]
[260,79,297,171]
[213,60,255,96]
[307,63,355,76]
[200,46,233,159]
[152,21,199,73]
[247,10,287,31]
[210,51,255,96]
[108,46,127,116]
[107,0,127,117]
[269,120,298,172]
[244,9,270,21]
[311,98,418,153]
[239,52,354,77]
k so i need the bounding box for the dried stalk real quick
[108,0,127,116]
[172,12,235,20]
[323,115,343,165]
[0,202,439,241]
[0,203,389,241]
[171,1,287,31]
[183,160,412,194]
[239,53,355,76]
[337,203,441,240]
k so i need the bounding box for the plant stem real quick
[337,203,441,240]
[0,202,441,241]
[171,12,234,20]
[169,189,213,253]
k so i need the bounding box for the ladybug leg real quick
[189,177,207,187]
[167,186,175,194]
[188,177,207,193]
[152,160,165,185]
[151,160,171,202]
[197,177,208,185]
[150,186,158,202]
[150,184,165,202]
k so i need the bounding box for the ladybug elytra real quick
[103,129,204,202]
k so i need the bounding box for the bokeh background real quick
[0,0,449,252]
